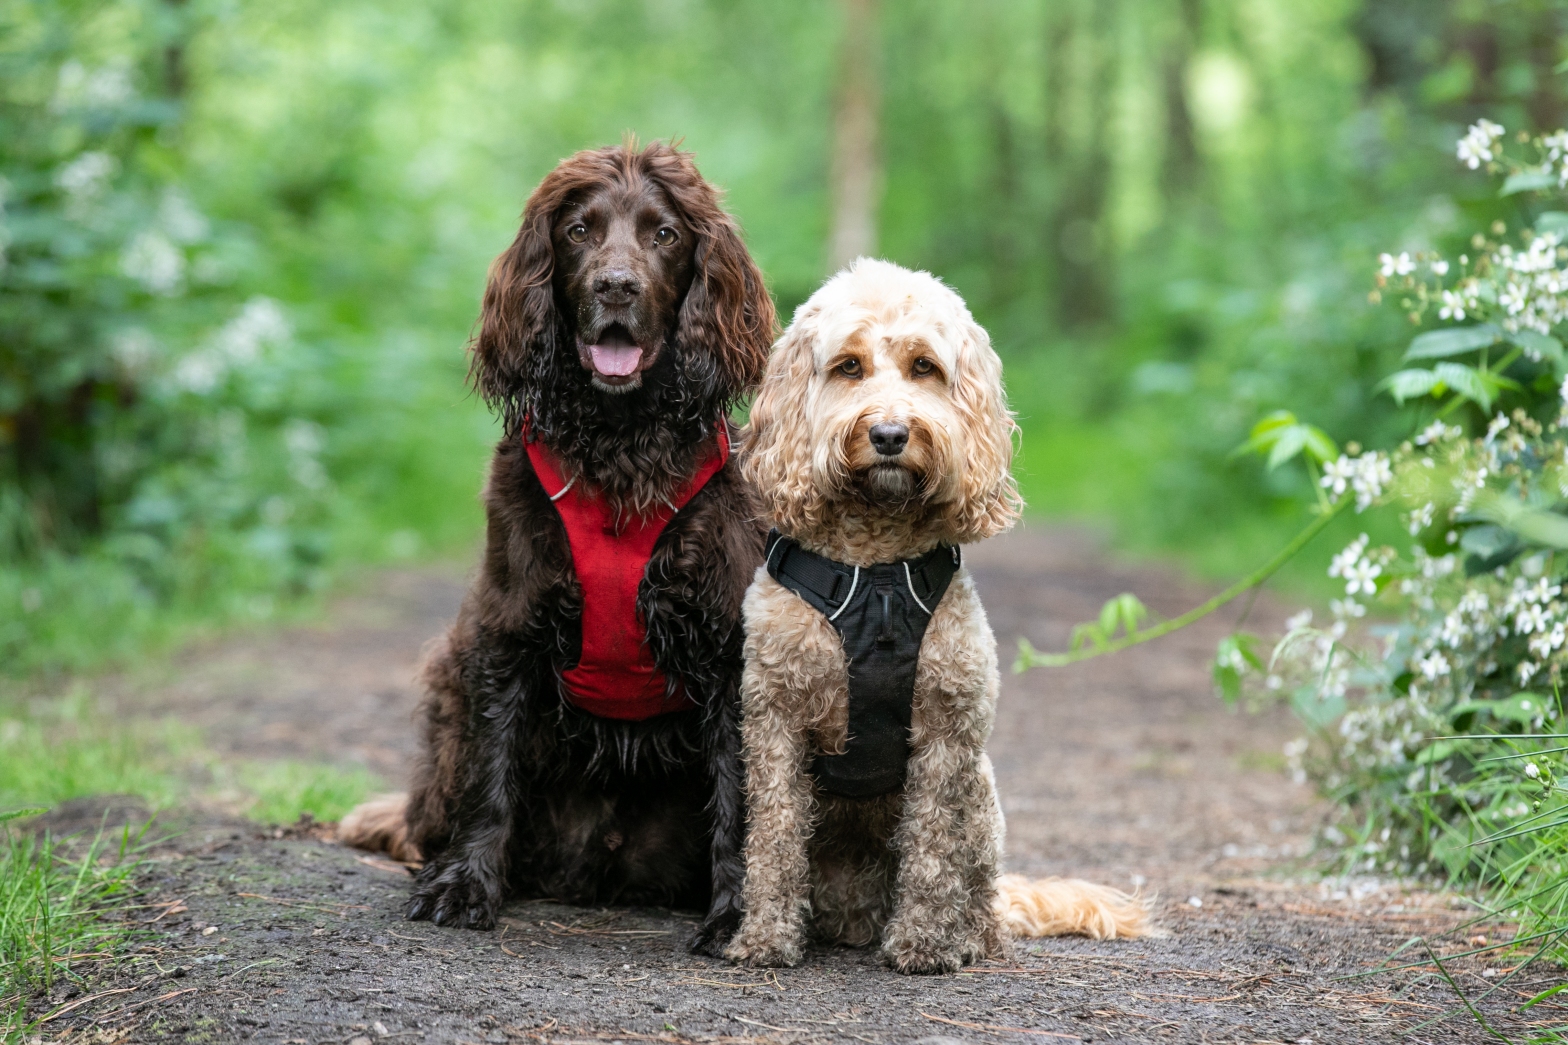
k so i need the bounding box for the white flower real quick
[1379,252,1417,278]
[54,151,117,206]
[1431,259,1450,277]
[1322,456,1355,497]
[1415,650,1451,680]
[1415,420,1455,446]
[1457,119,1505,169]
[158,189,209,244]
[52,59,135,111]
[1486,413,1512,443]
[1520,661,1540,685]
[1344,558,1382,596]
[1285,609,1314,631]
[1407,502,1436,535]
[212,297,290,365]
[1348,452,1393,511]
[1500,281,1528,316]
[1329,534,1371,579]
[1526,762,1541,779]
[1439,289,1468,321]
[120,230,185,296]
[1331,598,1367,619]
[1516,603,1553,635]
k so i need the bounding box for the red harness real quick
[525,426,730,721]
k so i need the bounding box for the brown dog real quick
[341,141,774,954]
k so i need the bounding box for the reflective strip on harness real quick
[764,530,960,797]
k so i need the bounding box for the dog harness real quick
[764,530,961,798]
[525,425,730,721]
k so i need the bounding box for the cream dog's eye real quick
[566,223,588,243]
[837,358,863,378]
[654,227,679,246]
[911,357,935,377]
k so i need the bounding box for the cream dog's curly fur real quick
[726,258,1148,975]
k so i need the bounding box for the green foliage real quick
[235,760,380,825]
[0,825,145,1034]
[0,690,192,810]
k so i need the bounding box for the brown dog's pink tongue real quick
[589,344,642,377]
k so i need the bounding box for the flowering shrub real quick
[1234,122,1568,936]
[0,2,345,671]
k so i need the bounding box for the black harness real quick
[764,529,961,798]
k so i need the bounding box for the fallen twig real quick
[920,1011,1082,1039]
[38,987,137,1023]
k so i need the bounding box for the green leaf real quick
[1448,693,1549,725]
[1469,491,1568,550]
[1502,169,1558,195]
[1507,329,1566,369]
[1417,739,1460,765]
[1265,425,1308,470]
[0,808,46,824]
[1379,368,1443,404]
[1096,593,1148,640]
[1301,425,1339,464]
[1404,323,1503,361]
[1432,361,1495,409]
[1213,633,1264,705]
[1536,211,1568,236]
[1231,411,1337,468]
[1070,622,1108,651]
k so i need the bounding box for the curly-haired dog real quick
[339,140,775,954]
[725,258,1148,974]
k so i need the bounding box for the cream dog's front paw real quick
[723,920,802,968]
[880,919,965,975]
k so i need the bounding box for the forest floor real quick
[23,527,1568,1044]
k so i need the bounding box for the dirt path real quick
[31,528,1563,1043]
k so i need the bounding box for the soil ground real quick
[24,527,1568,1044]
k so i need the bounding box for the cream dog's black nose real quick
[869,422,909,457]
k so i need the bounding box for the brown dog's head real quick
[471,141,775,455]
[744,259,1021,548]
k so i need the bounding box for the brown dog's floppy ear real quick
[644,145,776,402]
[469,178,566,434]
[948,316,1023,542]
[677,223,776,400]
[742,306,822,535]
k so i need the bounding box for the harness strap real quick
[764,530,959,619]
[764,529,962,799]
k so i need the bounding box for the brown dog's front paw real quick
[406,860,498,931]
[723,927,801,968]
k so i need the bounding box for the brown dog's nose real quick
[869,422,909,457]
[593,267,642,303]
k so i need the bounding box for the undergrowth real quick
[0,816,144,1040]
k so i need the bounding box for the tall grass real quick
[0,816,144,1040]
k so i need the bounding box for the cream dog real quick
[726,258,1148,974]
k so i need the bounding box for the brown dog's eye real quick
[566,223,588,244]
[911,357,935,377]
[654,227,679,247]
[837,358,862,378]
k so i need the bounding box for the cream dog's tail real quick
[337,792,422,863]
[994,873,1152,939]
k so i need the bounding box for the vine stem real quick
[1013,494,1353,671]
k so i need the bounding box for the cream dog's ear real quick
[743,307,823,535]
[947,316,1022,542]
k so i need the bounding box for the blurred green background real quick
[5,0,1567,675]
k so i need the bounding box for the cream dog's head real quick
[743,258,1021,548]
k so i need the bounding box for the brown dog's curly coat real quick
[725,259,1149,974]
[340,141,774,954]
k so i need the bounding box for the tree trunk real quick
[827,0,880,273]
